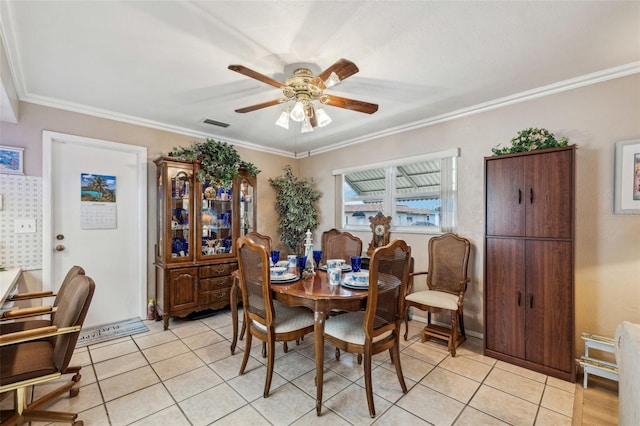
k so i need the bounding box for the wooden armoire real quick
[484,145,576,382]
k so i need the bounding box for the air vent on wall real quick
[203,118,230,128]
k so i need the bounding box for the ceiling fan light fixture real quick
[290,100,306,122]
[275,108,290,129]
[324,71,340,88]
[315,107,332,127]
[301,117,314,133]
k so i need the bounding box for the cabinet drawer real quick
[200,263,238,278]
[200,276,233,291]
[200,288,231,306]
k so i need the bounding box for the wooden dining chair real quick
[237,232,272,341]
[236,236,315,398]
[319,228,341,265]
[404,233,470,356]
[325,231,362,264]
[324,239,411,417]
[0,273,95,425]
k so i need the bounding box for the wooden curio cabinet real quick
[154,157,256,329]
[484,146,575,382]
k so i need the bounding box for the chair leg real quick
[357,354,363,365]
[240,316,246,340]
[283,341,288,353]
[262,342,267,358]
[239,332,252,375]
[363,348,375,418]
[449,311,458,357]
[390,339,407,393]
[403,306,410,341]
[335,347,341,361]
[264,339,275,398]
[458,308,466,338]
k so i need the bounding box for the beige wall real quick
[2,74,639,357]
[0,102,292,306]
[301,74,640,351]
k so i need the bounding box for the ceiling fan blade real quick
[318,59,359,88]
[310,113,318,128]
[228,65,283,89]
[325,95,378,114]
[234,99,283,113]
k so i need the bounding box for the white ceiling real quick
[1,1,639,157]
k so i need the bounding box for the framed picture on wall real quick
[0,145,24,175]
[614,139,640,214]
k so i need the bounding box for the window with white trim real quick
[333,148,459,234]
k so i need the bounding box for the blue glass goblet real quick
[296,255,307,278]
[313,250,322,267]
[270,250,280,264]
[350,255,362,272]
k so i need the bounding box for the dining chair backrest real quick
[321,228,341,264]
[244,231,272,253]
[366,240,411,339]
[325,232,362,263]
[237,237,274,328]
[53,265,86,311]
[51,274,95,372]
[427,233,470,295]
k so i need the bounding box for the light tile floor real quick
[2,310,580,425]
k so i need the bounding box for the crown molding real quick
[12,62,640,158]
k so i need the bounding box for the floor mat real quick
[76,317,148,348]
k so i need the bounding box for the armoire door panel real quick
[486,156,525,237]
[524,240,573,372]
[485,238,526,358]
[525,150,573,238]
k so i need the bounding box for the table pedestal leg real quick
[314,307,327,416]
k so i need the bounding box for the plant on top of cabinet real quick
[269,165,321,255]
[169,138,259,188]
[491,128,570,156]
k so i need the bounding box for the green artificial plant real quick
[492,128,570,156]
[169,138,259,188]
[269,165,321,254]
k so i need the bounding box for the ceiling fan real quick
[228,59,378,132]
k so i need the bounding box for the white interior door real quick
[43,131,147,328]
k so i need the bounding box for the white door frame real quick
[42,130,147,319]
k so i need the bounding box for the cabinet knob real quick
[55,244,65,252]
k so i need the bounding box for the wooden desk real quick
[230,269,370,415]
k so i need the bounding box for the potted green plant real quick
[169,138,259,188]
[269,165,321,254]
[492,128,570,156]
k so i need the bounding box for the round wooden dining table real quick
[230,268,369,415]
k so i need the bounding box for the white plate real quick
[271,273,299,283]
[319,264,352,272]
[341,277,369,288]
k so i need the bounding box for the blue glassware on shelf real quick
[313,250,322,267]
[296,255,307,278]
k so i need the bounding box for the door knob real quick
[55,244,65,252]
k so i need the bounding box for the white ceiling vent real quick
[203,118,230,128]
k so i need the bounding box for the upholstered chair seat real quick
[405,289,459,311]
